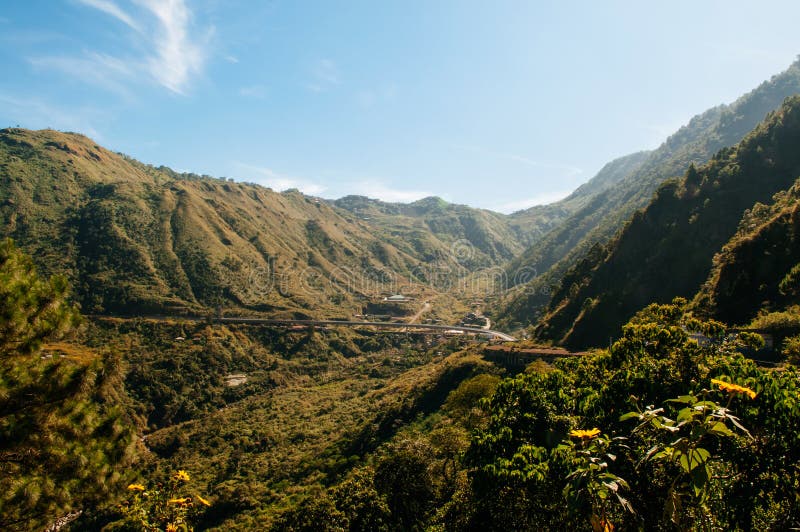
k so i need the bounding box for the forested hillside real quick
[695,175,800,325]
[535,95,800,349]
[0,128,513,317]
[496,58,800,329]
[333,195,528,269]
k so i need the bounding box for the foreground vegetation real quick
[2,237,800,531]
[270,299,800,531]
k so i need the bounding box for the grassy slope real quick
[0,128,447,317]
[333,195,540,269]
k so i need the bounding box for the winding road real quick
[213,317,517,341]
[90,314,517,342]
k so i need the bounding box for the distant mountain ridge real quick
[535,94,800,348]
[495,57,800,329]
[1,127,591,318]
[0,128,435,317]
[332,195,525,269]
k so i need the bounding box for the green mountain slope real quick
[0,128,445,317]
[694,176,800,325]
[495,58,800,328]
[332,195,526,269]
[535,94,800,348]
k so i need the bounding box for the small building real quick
[383,294,414,302]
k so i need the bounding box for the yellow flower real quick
[127,483,145,491]
[174,470,190,482]
[711,378,757,399]
[569,427,601,440]
[196,494,212,507]
[166,524,179,532]
[168,497,191,506]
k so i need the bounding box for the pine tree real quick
[0,239,137,531]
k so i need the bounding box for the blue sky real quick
[1,1,798,212]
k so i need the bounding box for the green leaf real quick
[680,447,711,473]
[707,421,734,437]
[667,394,697,404]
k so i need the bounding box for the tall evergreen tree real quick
[0,239,137,531]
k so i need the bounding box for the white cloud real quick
[29,52,136,98]
[75,0,141,31]
[451,143,583,178]
[234,162,326,196]
[136,0,206,94]
[231,165,433,204]
[52,0,208,95]
[490,189,573,214]
[343,181,434,203]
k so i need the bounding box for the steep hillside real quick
[0,128,442,317]
[535,95,800,348]
[333,195,525,269]
[694,177,800,325]
[496,58,800,328]
[334,149,653,274]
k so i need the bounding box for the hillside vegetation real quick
[536,95,800,349]
[496,58,800,329]
[333,195,527,270]
[0,128,451,317]
[694,175,800,325]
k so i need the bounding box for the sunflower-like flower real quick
[569,427,601,440]
[166,524,179,532]
[174,470,190,482]
[196,494,212,507]
[711,378,757,399]
[168,497,191,506]
[127,483,145,491]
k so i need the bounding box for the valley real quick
[2,36,800,532]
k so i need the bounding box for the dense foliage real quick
[497,57,800,330]
[0,241,137,531]
[272,300,800,531]
[695,177,800,326]
[536,93,800,349]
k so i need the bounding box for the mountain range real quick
[2,59,800,350]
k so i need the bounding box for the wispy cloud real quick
[235,162,326,196]
[343,181,434,203]
[233,163,433,203]
[490,189,573,214]
[451,143,583,178]
[29,51,136,98]
[306,59,340,92]
[137,0,207,94]
[76,0,141,31]
[41,0,209,95]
